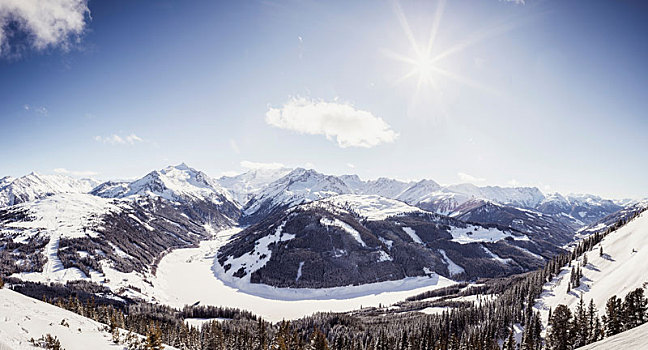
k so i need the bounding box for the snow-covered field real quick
[0,288,126,350]
[580,321,648,350]
[535,211,648,326]
[152,228,456,322]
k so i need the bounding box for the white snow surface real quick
[438,249,465,275]
[449,225,526,244]
[481,246,513,265]
[320,217,366,246]
[535,211,648,328]
[152,228,456,322]
[4,193,122,240]
[0,288,178,350]
[402,227,423,244]
[580,321,648,350]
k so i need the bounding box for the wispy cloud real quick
[53,168,98,177]
[458,172,486,184]
[265,97,399,148]
[229,139,240,154]
[347,163,355,169]
[0,0,90,56]
[501,0,525,4]
[240,160,286,170]
[23,104,48,115]
[94,133,144,145]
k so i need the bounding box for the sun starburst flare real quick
[385,0,513,97]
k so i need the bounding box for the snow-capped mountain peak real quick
[0,172,100,207]
[94,163,235,206]
[242,168,353,218]
[217,166,293,206]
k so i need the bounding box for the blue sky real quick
[0,0,647,199]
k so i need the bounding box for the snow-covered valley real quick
[152,227,455,322]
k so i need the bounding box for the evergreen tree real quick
[623,288,648,329]
[546,304,573,350]
[573,296,588,347]
[604,295,623,336]
[145,322,164,350]
[308,328,329,350]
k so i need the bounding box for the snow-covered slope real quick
[0,173,99,207]
[217,167,292,206]
[0,287,162,350]
[534,210,648,326]
[580,321,648,350]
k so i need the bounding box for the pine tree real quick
[623,288,648,329]
[587,298,601,344]
[547,304,573,350]
[604,295,623,336]
[573,296,588,347]
[145,322,164,350]
[307,328,329,350]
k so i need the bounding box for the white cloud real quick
[458,172,486,184]
[53,168,98,177]
[0,0,90,55]
[240,160,286,170]
[346,163,355,169]
[94,133,144,145]
[265,97,399,148]
[501,0,525,4]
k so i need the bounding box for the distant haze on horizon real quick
[1,0,647,200]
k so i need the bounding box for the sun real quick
[385,0,501,96]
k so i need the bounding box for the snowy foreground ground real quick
[152,228,455,322]
[0,288,179,350]
[534,211,648,327]
[580,322,648,350]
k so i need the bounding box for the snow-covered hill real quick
[0,287,162,350]
[580,321,648,349]
[0,173,99,208]
[534,209,648,327]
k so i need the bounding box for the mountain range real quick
[0,164,640,295]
